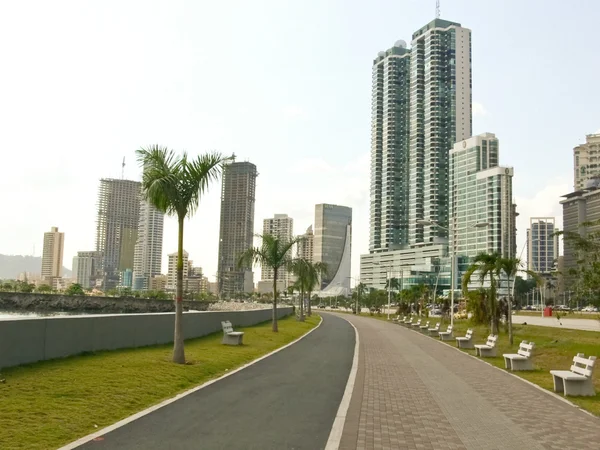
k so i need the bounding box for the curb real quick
[59,315,324,449]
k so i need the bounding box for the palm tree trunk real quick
[491,277,498,335]
[173,215,186,364]
[272,268,279,332]
[307,290,312,316]
[299,288,305,321]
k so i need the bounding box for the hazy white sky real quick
[1,0,598,281]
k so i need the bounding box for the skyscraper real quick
[369,19,472,251]
[132,200,164,290]
[370,41,411,252]
[314,204,352,296]
[527,218,559,274]
[41,226,64,280]
[96,179,141,290]
[298,225,314,262]
[261,214,293,284]
[449,133,515,259]
[73,250,103,288]
[573,133,600,191]
[167,250,189,291]
[217,161,257,298]
[409,19,472,246]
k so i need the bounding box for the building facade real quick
[167,250,189,291]
[95,179,141,290]
[261,214,294,284]
[132,200,164,290]
[41,226,64,280]
[560,181,600,288]
[73,250,103,288]
[408,19,472,246]
[370,41,411,252]
[527,217,559,274]
[449,133,515,259]
[574,133,600,191]
[217,161,257,298]
[314,204,352,296]
[297,225,314,262]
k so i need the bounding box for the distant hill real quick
[0,254,72,280]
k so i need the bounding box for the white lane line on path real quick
[59,315,324,450]
[324,316,360,450]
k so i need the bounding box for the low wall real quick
[0,292,204,313]
[0,307,292,369]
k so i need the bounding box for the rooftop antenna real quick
[121,157,125,179]
[436,0,440,18]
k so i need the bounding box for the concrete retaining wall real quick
[0,307,292,369]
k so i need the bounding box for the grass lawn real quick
[0,314,320,450]
[333,310,600,416]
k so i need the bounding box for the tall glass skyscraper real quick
[314,204,352,296]
[370,41,411,252]
[408,19,472,245]
[369,19,472,253]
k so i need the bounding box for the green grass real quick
[0,314,320,450]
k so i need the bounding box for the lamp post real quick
[417,219,489,327]
[373,262,393,319]
[347,276,360,314]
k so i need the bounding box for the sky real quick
[1,0,598,282]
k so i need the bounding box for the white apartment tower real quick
[527,218,559,274]
[41,226,64,279]
[449,133,516,259]
[132,201,164,290]
[73,251,103,288]
[298,225,314,262]
[167,250,189,291]
[261,214,293,284]
[408,19,472,246]
[574,133,600,191]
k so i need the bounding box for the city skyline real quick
[1,1,597,283]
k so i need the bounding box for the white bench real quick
[439,325,453,341]
[411,319,422,328]
[419,321,430,333]
[392,315,405,324]
[475,335,498,357]
[503,341,535,371]
[455,329,474,349]
[550,353,597,397]
[402,317,414,326]
[221,321,244,346]
[427,323,441,337]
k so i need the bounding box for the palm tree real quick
[239,234,303,332]
[498,257,541,345]
[290,258,327,319]
[462,252,502,334]
[137,145,230,364]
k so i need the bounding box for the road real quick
[512,314,600,331]
[78,314,355,450]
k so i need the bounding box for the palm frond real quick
[182,152,233,217]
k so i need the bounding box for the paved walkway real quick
[78,314,355,450]
[513,314,600,332]
[335,313,600,450]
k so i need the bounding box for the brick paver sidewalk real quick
[336,314,600,450]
